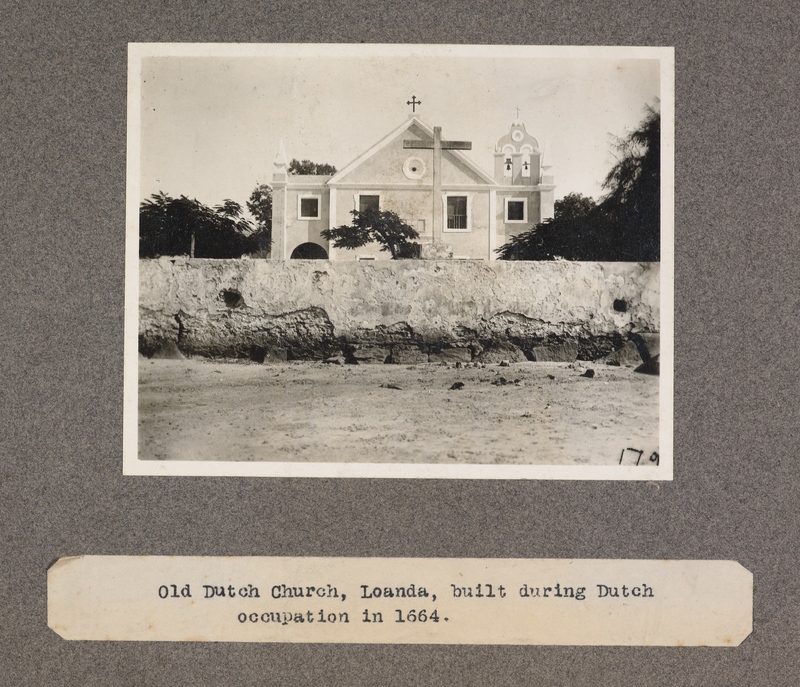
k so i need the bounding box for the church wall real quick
[337,136,429,186]
[329,187,430,260]
[540,187,555,221]
[332,187,434,226]
[329,186,494,260]
[283,185,330,257]
[139,258,660,361]
[496,191,541,243]
[441,189,492,260]
[441,155,490,186]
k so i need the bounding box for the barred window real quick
[446,195,468,230]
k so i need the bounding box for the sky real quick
[135,46,665,216]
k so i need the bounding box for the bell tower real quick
[494,119,555,223]
[494,120,542,185]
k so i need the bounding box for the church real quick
[270,112,555,261]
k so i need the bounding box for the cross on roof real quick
[407,95,421,113]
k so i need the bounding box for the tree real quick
[496,106,660,261]
[288,159,337,175]
[139,192,260,258]
[553,192,598,221]
[601,104,660,261]
[246,183,273,255]
[495,194,609,261]
[321,208,419,259]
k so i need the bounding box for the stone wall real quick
[139,258,660,363]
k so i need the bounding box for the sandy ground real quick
[138,358,659,466]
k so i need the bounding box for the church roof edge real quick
[328,116,496,186]
[328,116,428,183]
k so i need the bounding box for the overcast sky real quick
[135,45,664,214]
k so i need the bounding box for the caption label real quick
[48,556,751,646]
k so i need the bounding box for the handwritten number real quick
[619,448,658,466]
[619,447,644,465]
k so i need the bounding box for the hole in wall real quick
[221,289,244,308]
[613,299,628,313]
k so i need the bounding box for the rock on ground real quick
[635,355,660,376]
[478,342,528,364]
[151,340,185,360]
[391,347,429,364]
[630,333,660,361]
[349,347,390,364]
[603,341,643,367]
[258,346,288,363]
[533,341,579,363]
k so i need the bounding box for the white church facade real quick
[270,115,555,261]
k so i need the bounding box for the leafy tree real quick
[139,192,260,258]
[321,208,419,259]
[553,192,597,221]
[496,194,610,261]
[246,183,273,254]
[601,104,660,261]
[288,158,337,175]
[214,199,246,219]
[497,106,660,261]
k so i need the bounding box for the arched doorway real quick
[290,242,328,259]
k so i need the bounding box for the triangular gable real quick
[328,117,496,186]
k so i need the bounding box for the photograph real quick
[125,43,674,478]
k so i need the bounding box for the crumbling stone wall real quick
[139,258,660,362]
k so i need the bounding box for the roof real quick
[327,116,496,186]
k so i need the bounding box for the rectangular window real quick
[359,194,380,213]
[505,198,527,223]
[446,195,468,230]
[298,196,320,220]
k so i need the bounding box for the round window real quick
[403,156,426,180]
[511,129,524,142]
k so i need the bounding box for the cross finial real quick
[515,106,521,120]
[407,95,421,113]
